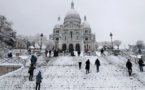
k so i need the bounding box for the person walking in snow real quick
[78,57,82,69]
[28,64,36,81]
[45,49,48,57]
[100,48,105,56]
[36,71,43,90]
[30,55,37,66]
[49,50,51,57]
[95,58,100,72]
[28,48,31,55]
[77,50,81,56]
[126,59,132,76]
[8,49,13,58]
[85,59,90,74]
[138,58,144,72]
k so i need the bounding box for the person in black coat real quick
[138,58,144,72]
[45,49,48,57]
[95,58,101,72]
[85,59,90,74]
[36,71,43,90]
[100,48,105,56]
[126,59,132,76]
[77,50,81,56]
[28,64,36,81]
[49,50,51,57]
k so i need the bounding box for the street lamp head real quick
[110,32,113,37]
[40,33,43,37]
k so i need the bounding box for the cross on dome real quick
[84,15,87,21]
[71,1,74,9]
[58,16,60,21]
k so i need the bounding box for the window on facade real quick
[77,36,78,40]
[65,36,66,40]
[56,30,59,33]
[85,38,88,40]
[85,30,88,33]
[70,31,73,38]
[56,38,59,41]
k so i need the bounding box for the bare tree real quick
[136,40,144,49]
[113,40,122,49]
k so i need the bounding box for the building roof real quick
[54,16,61,28]
[65,1,80,19]
[82,16,90,28]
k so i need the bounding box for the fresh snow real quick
[0,53,145,90]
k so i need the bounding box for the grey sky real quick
[0,0,145,48]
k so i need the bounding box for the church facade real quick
[49,2,96,52]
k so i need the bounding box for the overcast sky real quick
[0,0,145,49]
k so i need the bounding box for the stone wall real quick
[0,65,21,76]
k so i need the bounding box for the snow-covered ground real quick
[0,52,145,90]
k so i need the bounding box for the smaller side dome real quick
[82,16,90,28]
[54,16,61,28]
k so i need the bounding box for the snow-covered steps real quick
[0,56,145,90]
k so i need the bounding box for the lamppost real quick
[40,33,43,50]
[110,32,113,50]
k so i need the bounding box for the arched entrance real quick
[69,44,74,52]
[62,44,67,51]
[76,44,80,51]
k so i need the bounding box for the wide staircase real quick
[0,56,145,90]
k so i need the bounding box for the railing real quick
[119,51,139,64]
[0,56,31,67]
[1,57,21,63]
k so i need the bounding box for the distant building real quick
[15,39,27,49]
[49,1,96,52]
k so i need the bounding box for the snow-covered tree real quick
[113,40,122,49]
[45,40,55,50]
[136,40,144,49]
[0,15,16,47]
[33,34,48,49]
[101,41,112,50]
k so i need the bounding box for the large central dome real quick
[64,1,80,19]
[65,9,80,18]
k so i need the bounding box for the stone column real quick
[81,30,84,51]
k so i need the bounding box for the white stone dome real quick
[54,22,61,28]
[54,17,61,28]
[64,1,80,19]
[65,9,80,18]
[82,21,90,28]
[82,16,90,28]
